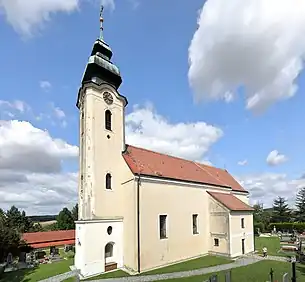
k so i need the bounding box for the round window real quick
[107,226,113,235]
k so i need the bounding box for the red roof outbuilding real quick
[22,230,75,249]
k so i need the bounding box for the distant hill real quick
[28,215,56,222]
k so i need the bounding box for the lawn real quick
[0,258,73,282]
[255,236,292,257]
[63,255,232,281]
[141,255,233,275]
[62,255,233,281]
[157,260,305,282]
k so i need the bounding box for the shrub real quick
[66,251,75,259]
[254,222,265,234]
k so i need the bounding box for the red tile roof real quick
[30,240,75,249]
[22,230,75,249]
[208,191,254,211]
[123,145,247,192]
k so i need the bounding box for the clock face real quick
[103,92,114,105]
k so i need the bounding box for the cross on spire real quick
[99,4,104,40]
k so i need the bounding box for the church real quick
[74,7,254,278]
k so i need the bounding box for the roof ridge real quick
[126,144,223,170]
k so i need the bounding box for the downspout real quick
[137,174,141,273]
[228,213,231,257]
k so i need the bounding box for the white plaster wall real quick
[229,212,254,257]
[233,193,250,205]
[74,219,123,278]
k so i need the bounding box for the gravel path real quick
[245,253,289,262]
[81,258,259,282]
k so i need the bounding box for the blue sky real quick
[0,0,305,213]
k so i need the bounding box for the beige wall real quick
[121,178,138,271]
[139,178,211,271]
[80,85,129,219]
[230,212,254,257]
[208,197,230,256]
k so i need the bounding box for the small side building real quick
[22,230,75,250]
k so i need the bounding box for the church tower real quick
[75,6,127,277]
[76,6,128,221]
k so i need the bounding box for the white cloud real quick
[188,0,305,113]
[40,80,52,91]
[266,150,288,166]
[0,0,116,36]
[0,120,78,173]
[125,104,223,161]
[52,105,66,119]
[0,120,79,214]
[238,173,305,208]
[238,159,248,166]
[0,100,30,113]
[0,0,80,36]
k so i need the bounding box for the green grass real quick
[64,255,232,281]
[255,236,293,257]
[157,260,305,282]
[0,258,73,282]
[141,255,233,275]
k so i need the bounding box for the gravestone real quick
[53,247,59,255]
[19,252,26,263]
[282,273,289,282]
[209,274,218,282]
[7,253,13,265]
[225,271,231,282]
[35,250,46,260]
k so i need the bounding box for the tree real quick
[56,208,75,230]
[6,206,35,233]
[295,187,305,222]
[253,203,264,223]
[71,204,78,222]
[271,196,291,223]
[0,209,23,262]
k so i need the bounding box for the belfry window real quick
[105,110,112,131]
[106,173,112,190]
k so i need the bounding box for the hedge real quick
[268,222,305,233]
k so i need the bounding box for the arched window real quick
[106,173,112,190]
[105,110,112,131]
[105,243,113,258]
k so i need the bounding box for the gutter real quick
[136,174,141,273]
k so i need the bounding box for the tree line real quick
[253,187,305,232]
[0,204,78,262]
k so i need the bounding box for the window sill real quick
[160,237,168,240]
[193,232,200,235]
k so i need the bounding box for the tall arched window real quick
[106,173,112,190]
[105,110,112,131]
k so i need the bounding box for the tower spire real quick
[99,4,104,41]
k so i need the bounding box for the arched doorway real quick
[104,242,117,272]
